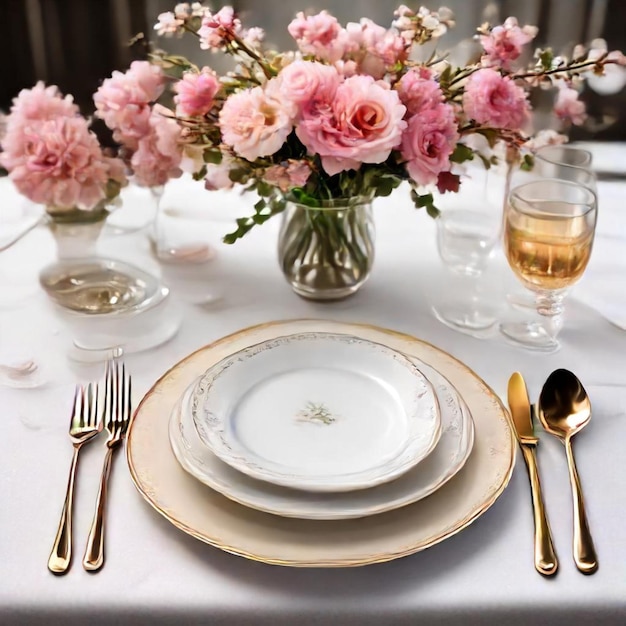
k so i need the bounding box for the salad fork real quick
[48,383,101,574]
[83,360,132,571]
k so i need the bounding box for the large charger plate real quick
[190,332,441,492]
[171,357,474,519]
[127,319,515,567]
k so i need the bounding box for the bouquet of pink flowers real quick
[144,3,624,242]
[0,84,127,217]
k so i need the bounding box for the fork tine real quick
[104,359,114,430]
[70,385,80,428]
[78,385,86,428]
[88,383,99,428]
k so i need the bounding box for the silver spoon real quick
[538,369,598,574]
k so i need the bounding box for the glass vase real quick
[277,197,375,301]
[46,206,108,259]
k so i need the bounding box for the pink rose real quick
[219,82,295,161]
[344,19,407,79]
[296,74,407,176]
[130,105,183,187]
[463,68,530,130]
[554,86,587,126]
[94,61,165,148]
[174,68,220,117]
[480,17,537,69]
[288,11,347,63]
[397,68,443,115]
[275,61,342,109]
[401,103,459,186]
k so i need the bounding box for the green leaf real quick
[192,165,207,181]
[410,190,434,209]
[449,143,474,164]
[203,150,223,165]
[426,203,441,219]
[520,154,535,171]
[256,180,273,197]
[228,168,248,183]
[477,153,492,170]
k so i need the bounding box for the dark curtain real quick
[0,0,148,114]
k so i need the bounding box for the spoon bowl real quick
[538,368,597,574]
[538,369,592,439]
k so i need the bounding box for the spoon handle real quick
[565,437,598,574]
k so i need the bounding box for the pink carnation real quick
[296,74,407,176]
[463,68,530,130]
[174,68,220,117]
[401,103,459,186]
[219,82,295,161]
[480,17,537,69]
[275,61,342,109]
[4,82,78,133]
[554,87,587,126]
[1,115,125,210]
[288,11,347,63]
[397,68,443,115]
[94,61,165,148]
[265,160,312,192]
[130,105,183,187]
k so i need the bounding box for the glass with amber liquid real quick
[500,179,597,351]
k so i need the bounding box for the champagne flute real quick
[500,179,597,352]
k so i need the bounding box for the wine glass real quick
[432,164,506,336]
[499,179,597,352]
[505,146,597,309]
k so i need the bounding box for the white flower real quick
[154,12,184,36]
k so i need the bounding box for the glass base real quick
[39,257,164,315]
[499,321,560,353]
[432,303,498,338]
[291,282,363,301]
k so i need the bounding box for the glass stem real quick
[535,291,565,341]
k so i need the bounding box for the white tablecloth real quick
[1,145,626,625]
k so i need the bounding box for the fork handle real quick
[83,446,114,572]
[48,446,80,574]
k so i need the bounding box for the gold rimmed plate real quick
[127,319,514,567]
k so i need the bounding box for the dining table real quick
[1,141,625,626]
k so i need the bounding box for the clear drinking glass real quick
[432,165,506,335]
[499,179,597,352]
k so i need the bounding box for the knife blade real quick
[507,372,558,576]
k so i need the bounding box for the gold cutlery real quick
[48,383,101,574]
[83,360,132,572]
[538,369,598,574]
[507,372,558,576]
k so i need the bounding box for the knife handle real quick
[520,445,558,576]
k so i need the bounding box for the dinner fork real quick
[48,383,101,574]
[83,360,132,572]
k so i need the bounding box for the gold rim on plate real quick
[126,319,515,567]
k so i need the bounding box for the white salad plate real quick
[190,332,442,492]
[170,359,474,520]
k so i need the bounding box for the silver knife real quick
[507,372,558,576]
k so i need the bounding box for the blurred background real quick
[2,0,626,140]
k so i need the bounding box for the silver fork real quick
[83,359,132,571]
[48,383,101,574]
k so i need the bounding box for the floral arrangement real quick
[142,3,625,242]
[1,3,624,231]
[0,63,184,217]
[0,84,127,217]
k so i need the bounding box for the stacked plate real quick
[127,319,514,567]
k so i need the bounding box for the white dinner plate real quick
[171,359,474,520]
[191,332,441,492]
[127,319,515,567]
